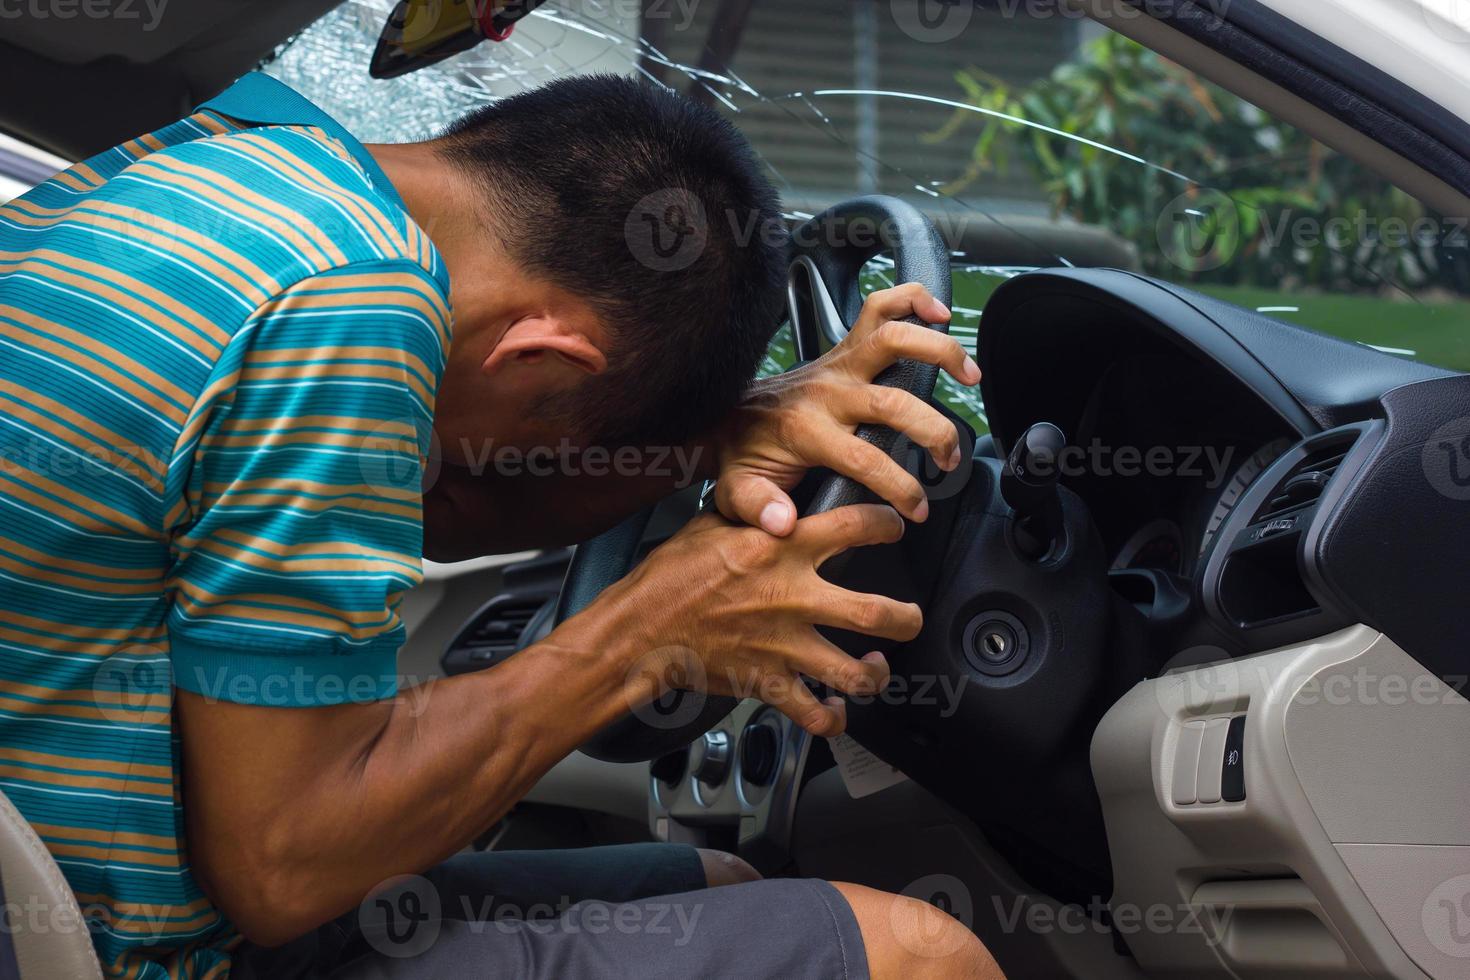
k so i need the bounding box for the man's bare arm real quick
[178,598,642,946]
[179,506,914,946]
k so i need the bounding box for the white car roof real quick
[1261,0,1470,125]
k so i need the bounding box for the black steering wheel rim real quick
[558,195,953,763]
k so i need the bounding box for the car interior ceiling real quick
[0,0,341,158]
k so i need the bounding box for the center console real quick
[648,700,814,872]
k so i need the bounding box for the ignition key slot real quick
[963,610,1030,677]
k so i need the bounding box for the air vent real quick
[1253,444,1349,523]
[442,592,554,675]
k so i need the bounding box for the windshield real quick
[266,0,1470,435]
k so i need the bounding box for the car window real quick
[266,1,1470,437]
[0,132,69,202]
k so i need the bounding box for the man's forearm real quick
[179,579,654,946]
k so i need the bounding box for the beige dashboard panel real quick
[1091,625,1467,978]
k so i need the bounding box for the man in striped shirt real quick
[0,70,999,979]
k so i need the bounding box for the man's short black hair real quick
[439,74,788,446]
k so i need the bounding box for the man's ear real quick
[482,316,609,377]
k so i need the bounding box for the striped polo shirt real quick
[0,73,450,977]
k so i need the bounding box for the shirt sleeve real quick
[166,260,451,707]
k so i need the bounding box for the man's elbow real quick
[191,822,327,948]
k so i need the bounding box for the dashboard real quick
[440,266,1467,923]
[1102,434,1292,579]
[978,268,1457,666]
[1060,346,1297,582]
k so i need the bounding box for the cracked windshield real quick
[266,0,1470,436]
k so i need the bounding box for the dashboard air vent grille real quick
[1254,445,1349,523]
[443,594,552,674]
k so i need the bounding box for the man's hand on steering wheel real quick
[714,282,981,536]
[608,504,919,737]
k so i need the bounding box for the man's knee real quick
[831,882,1004,980]
[697,848,762,888]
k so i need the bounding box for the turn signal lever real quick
[1001,422,1067,560]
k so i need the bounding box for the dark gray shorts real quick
[235,843,870,980]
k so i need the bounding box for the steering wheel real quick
[556,195,953,763]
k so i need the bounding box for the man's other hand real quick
[609,504,919,737]
[714,282,980,535]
